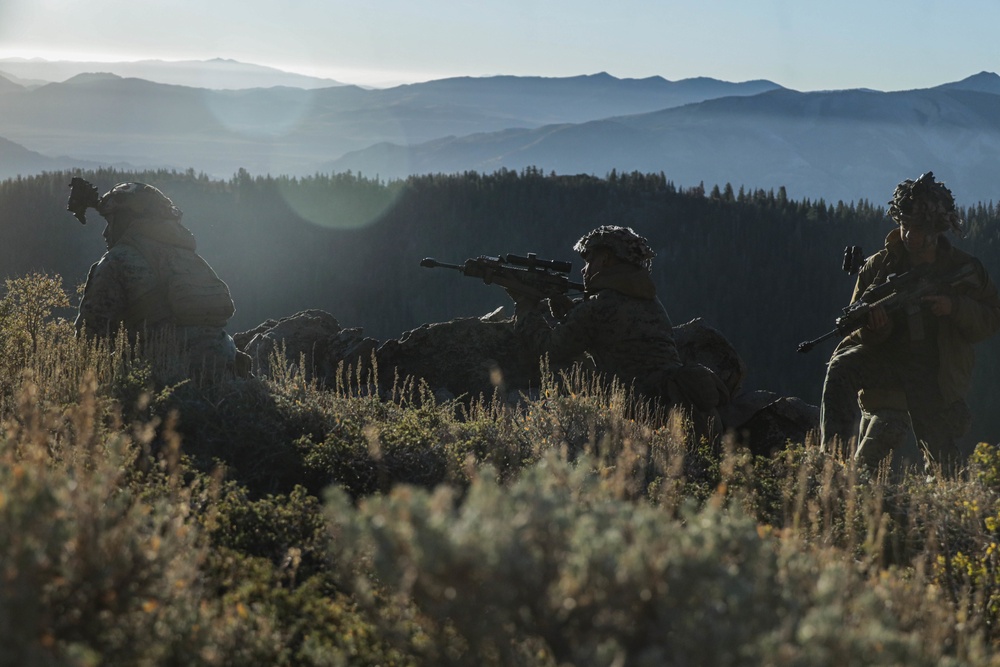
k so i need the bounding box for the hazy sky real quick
[0,0,997,90]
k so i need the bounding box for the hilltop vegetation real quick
[4,168,1000,443]
[4,269,1000,664]
[5,167,1000,661]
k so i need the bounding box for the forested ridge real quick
[3,167,1000,441]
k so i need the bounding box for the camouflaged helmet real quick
[97,182,182,222]
[573,225,656,270]
[886,171,963,235]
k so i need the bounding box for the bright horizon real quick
[1,0,998,91]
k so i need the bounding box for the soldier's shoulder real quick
[862,248,891,267]
[857,249,893,279]
[947,244,983,266]
[106,241,154,266]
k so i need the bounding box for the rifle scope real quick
[506,253,572,274]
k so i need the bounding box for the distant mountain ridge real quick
[385,72,782,124]
[932,71,1000,95]
[0,57,346,90]
[0,70,781,179]
[0,136,106,177]
[2,66,1000,204]
[327,72,1000,204]
[0,75,23,94]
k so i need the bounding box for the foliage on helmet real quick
[97,182,183,222]
[886,171,963,235]
[573,225,656,269]
[66,177,102,224]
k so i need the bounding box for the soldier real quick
[819,172,1000,470]
[511,225,727,428]
[72,180,248,381]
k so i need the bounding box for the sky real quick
[0,0,997,90]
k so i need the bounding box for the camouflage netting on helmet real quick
[886,171,963,235]
[97,182,183,222]
[573,225,656,269]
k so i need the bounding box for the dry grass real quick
[4,273,1000,664]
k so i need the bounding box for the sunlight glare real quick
[276,175,402,230]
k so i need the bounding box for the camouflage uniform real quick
[75,182,242,380]
[820,173,1000,468]
[855,388,912,467]
[514,226,726,422]
[514,263,683,385]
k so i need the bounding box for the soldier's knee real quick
[855,408,910,469]
[234,349,253,379]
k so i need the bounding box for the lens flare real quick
[276,175,402,230]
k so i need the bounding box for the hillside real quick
[2,168,1000,663]
[0,135,104,179]
[0,73,24,93]
[1,246,999,664]
[330,83,1000,204]
[3,68,1000,203]
[0,56,347,89]
[0,71,779,178]
[7,168,1000,447]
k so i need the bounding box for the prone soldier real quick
[510,225,728,433]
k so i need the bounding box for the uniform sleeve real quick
[514,296,602,365]
[950,258,1000,343]
[847,255,895,345]
[75,255,129,337]
[849,263,874,304]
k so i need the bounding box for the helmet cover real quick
[886,171,962,235]
[573,225,655,269]
[97,182,182,222]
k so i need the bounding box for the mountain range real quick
[0,66,781,178]
[329,74,1000,205]
[1,59,1000,205]
[0,57,346,90]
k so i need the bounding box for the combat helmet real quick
[886,171,963,235]
[573,225,655,270]
[97,182,183,222]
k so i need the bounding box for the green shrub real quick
[0,381,281,666]
[328,454,985,666]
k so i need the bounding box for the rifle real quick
[420,253,585,301]
[797,262,977,353]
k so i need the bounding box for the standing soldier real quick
[69,178,248,381]
[511,225,727,430]
[820,172,1000,470]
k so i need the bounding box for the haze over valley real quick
[4,58,1000,205]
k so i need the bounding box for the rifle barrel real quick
[420,258,464,271]
[797,329,840,354]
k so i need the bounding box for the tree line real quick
[3,167,999,441]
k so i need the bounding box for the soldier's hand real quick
[867,305,889,330]
[547,294,574,320]
[923,295,953,317]
[505,287,540,309]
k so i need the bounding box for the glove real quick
[547,294,575,320]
